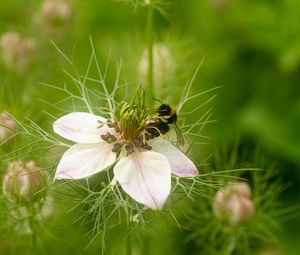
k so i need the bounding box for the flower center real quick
[119,102,147,141]
[101,86,158,155]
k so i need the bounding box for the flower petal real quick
[53,112,114,143]
[149,138,198,177]
[55,143,116,179]
[113,151,171,210]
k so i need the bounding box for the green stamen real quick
[119,86,149,142]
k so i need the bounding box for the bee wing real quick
[174,123,185,147]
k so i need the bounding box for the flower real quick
[39,0,72,26]
[2,160,46,204]
[0,111,17,142]
[0,32,36,74]
[213,182,255,225]
[53,102,198,210]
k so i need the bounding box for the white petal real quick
[114,151,171,210]
[55,143,116,179]
[53,112,114,143]
[149,138,198,177]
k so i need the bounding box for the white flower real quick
[53,112,198,210]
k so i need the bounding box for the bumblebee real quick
[156,104,177,124]
[146,103,185,146]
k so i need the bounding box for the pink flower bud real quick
[226,182,251,198]
[40,0,72,26]
[0,32,36,74]
[0,112,17,142]
[213,182,255,225]
[259,250,281,255]
[212,0,229,11]
[15,38,36,73]
[0,32,21,69]
[2,160,46,204]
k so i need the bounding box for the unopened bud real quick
[0,32,20,69]
[138,43,174,96]
[212,0,229,11]
[213,182,255,225]
[259,251,281,255]
[0,32,36,74]
[2,160,46,204]
[0,112,17,142]
[227,182,251,198]
[40,0,72,26]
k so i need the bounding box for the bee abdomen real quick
[145,121,170,139]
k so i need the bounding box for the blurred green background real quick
[0,0,299,254]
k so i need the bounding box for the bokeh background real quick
[0,0,299,254]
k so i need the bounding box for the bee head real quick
[157,104,171,116]
[157,104,177,123]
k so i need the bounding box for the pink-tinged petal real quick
[149,138,198,177]
[53,112,114,143]
[55,142,116,179]
[113,151,171,210]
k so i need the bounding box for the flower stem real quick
[124,196,133,255]
[225,233,237,255]
[126,228,132,255]
[126,210,132,255]
[146,3,154,103]
[28,205,37,251]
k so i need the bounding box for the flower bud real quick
[138,43,174,96]
[259,250,281,255]
[0,32,36,74]
[0,112,17,142]
[213,182,255,225]
[212,0,229,11]
[227,182,251,198]
[40,0,72,26]
[2,160,46,204]
[0,32,20,69]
